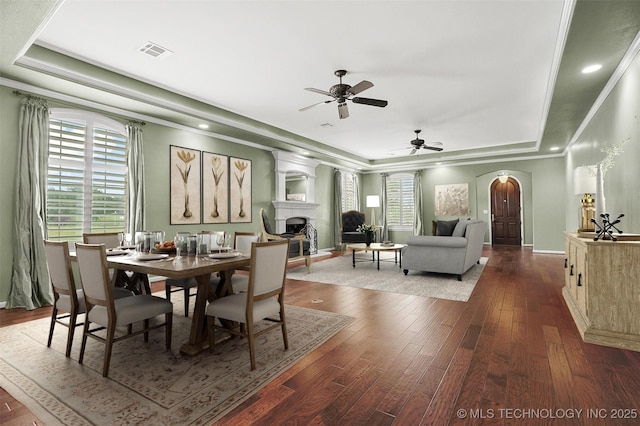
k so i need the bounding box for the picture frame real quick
[202,151,229,224]
[230,157,252,223]
[434,183,469,216]
[170,145,201,224]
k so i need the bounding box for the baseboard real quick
[0,301,6,309]
[532,249,564,254]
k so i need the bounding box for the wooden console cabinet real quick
[563,232,640,351]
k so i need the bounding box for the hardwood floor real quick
[3,246,640,425]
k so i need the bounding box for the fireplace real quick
[286,217,307,234]
[271,151,320,235]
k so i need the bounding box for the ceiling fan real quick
[409,130,443,154]
[299,69,388,119]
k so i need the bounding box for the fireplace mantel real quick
[271,151,320,234]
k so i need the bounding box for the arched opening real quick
[490,176,522,246]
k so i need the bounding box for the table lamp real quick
[366,195,380,226]
[574,165,596,232]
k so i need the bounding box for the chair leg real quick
[103,322,116,377]
[247,321,256,370]
[144,319,150,342]
[66,313,77,357]
[47,308,57,348]
[280,308,289,350]
[165,312,172,350]
[183,287,190,317]
[79,319,90,365]
[165,282,171,300]
[305,256,311,274]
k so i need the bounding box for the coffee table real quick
[345,243,407,270]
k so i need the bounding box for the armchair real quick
[340,210,368,245]
[259,208,311,273]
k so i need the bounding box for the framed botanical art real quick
[230,157,252,223]
[434,183,469,216]
[202,151,229,224]
[170,146,201,224]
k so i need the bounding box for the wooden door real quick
[491,177,521,246]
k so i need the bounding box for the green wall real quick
[565,49,640,234]
[361,156,565,252]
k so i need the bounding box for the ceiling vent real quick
[138,41,173,59]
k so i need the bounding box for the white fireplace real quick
[271,150,320,234]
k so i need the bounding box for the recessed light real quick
[550,146,560,151]
[581,64,602,74]
[198,124,209,129]
[301,151,310,155]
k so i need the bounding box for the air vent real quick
[138,41,173,59]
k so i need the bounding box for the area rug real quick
[0,293,353,425]
[289,252,488,302]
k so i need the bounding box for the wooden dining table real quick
[83,251,251,356]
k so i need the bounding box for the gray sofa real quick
[402,219,486,281]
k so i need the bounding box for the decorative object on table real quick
[170,146,201,224]
[593,137,629,226]
[381,240,395,247]
[434,183,469,216]
[366,195,380,226]
[573,165,597,232]
[591,213,625,241]
[356,223,378,246]
[230,157,252,223]
[202,151,229,224]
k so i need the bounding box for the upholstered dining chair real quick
[75,243,173,377]
[206,239,290,370]
[259,208,311,273]
[44,240,133,358]
[82,232,120,248]
[165,230,225,317]
[229,232,261,293]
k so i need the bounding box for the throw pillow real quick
[452,220,470,237]
[436,219,459,236]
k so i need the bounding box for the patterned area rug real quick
[0,294,352,425]
[290,252,488,302]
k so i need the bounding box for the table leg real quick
[399,249,402,268]
[180,273,212,356]
[377,251,380,270]
[352,249,356,268]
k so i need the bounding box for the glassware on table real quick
[117,232,125,247]
[174,234,187,258]
[224,234,232,251]
[215,234,225,253]
[135,231,145,253]
[197,233,211,256]
[152,231,165,250]
[124,233,132,246]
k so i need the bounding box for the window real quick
[341,172,357,212]
[386,174,414,230]
[47,110,128,242]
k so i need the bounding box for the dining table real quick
[76,249,251,356]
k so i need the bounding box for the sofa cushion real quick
[452,220,470,237]
[436,219,459,236]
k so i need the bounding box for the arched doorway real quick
[490,176,522,246]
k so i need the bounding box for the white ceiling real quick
[33,0,566,161]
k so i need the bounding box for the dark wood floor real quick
[3,246,640,425]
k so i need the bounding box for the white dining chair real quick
[75,243,173,377]
[44,240,133,357]
[230,232,261,293]
[206,239,290,370]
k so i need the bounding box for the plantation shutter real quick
[386,174,414,228]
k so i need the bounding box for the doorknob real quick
[491,214,495,222]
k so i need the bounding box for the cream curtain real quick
[333,169,342,249]
[353,173,360,212]
[126,121,145,236]
[380,173,389,241]
[414,170,424,235]
[8,96,52,309]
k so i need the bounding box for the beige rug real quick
[0,293,352,425]
[290,252,488,302]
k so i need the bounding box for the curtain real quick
[413,170,424,235]
[353,173,360,212]
[380,173,389,241]
[8,96,52,309]
[126,121,145,237]
[333,169,342,249]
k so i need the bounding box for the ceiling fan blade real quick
[348,80,373,95]
[338,102,349,119]
[410,148,417,155]
[424,146,444,152]
[304,87,333,97]
[299,99,334,112]
[351,97,388,107]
